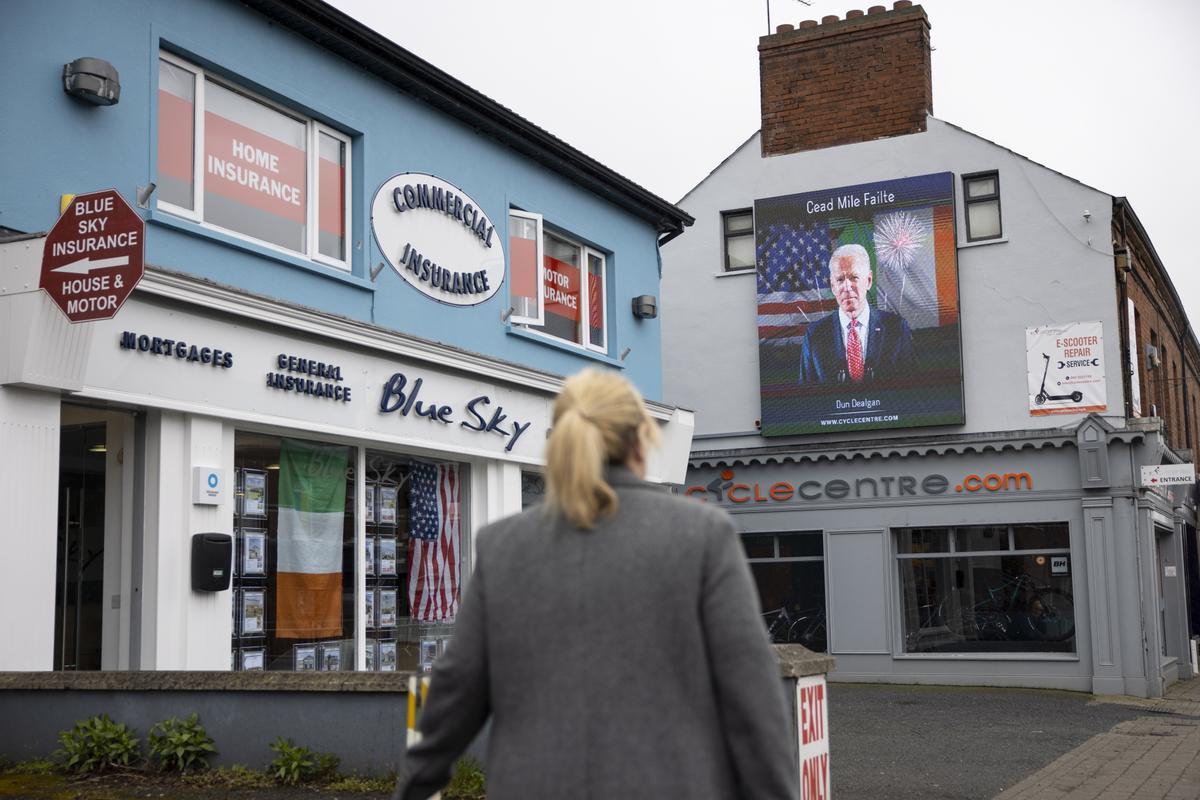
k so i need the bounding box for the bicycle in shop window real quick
[908,573,1074,648]
[761,606,828,652]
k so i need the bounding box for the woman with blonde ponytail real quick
[543,368,660,529]
[395,369,798,800]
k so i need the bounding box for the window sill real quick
[148,210,376,292]
[958,236,1009,250]
[893,652,1079,662]
[714,268,755,279]
[506,325,625,368]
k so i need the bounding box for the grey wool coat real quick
[394,467,799,800]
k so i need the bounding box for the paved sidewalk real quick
[994,677,1200,800]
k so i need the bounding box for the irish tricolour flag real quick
[276,439,347,639]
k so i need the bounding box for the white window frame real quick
[721,208,755,272]
[310,124,353,269]
[583,248,608,355]
[515,223,609,354]
[507,209,545,326]
[156,51,352,271]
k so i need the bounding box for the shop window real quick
[156,53,352,270]
[363,452,463,672]
[721,208,754,271]
[897,523,1075,655]
[231,433,356,671]
[507,210,608,354]
[230,434,464,672]
[962,171,1002,242]
[520,470,546,509]
[742,531,827,652]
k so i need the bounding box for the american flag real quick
[407,461,460,622]
[756,221,837,346]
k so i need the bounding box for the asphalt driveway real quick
[828,683,1143,800]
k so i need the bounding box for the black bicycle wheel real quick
[1031,589,1075,641]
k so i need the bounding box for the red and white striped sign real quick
[797,674,830,800]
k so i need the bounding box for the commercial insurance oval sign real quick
[371,173,505,306]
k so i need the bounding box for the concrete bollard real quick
[775,645,836,799]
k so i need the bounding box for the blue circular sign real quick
[207,472,219,489]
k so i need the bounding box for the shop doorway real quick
[54,424,107,670]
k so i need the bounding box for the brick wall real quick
[759,2,932,157]
[1117,202,1200,457]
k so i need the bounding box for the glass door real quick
[54,424,107,671]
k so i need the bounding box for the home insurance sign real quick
[371,173,505,306]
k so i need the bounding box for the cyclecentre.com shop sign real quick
[684,467,1034,504]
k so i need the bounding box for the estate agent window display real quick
[897,523,1076,655]
[232,433,357,671]
[231,437,464,672]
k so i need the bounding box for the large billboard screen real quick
[756,172,964,436]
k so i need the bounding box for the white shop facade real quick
[0,242,693,673]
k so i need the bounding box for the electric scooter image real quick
[1034,353,1083,405]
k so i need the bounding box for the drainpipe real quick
[1116,200,1133,420]
[1129,437,1156,696]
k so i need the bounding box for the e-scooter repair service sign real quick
[1025,321,1107,416]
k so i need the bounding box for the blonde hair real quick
[545,368,660,530]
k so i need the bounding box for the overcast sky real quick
[328,0,1199,322]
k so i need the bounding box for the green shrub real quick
[443,757,486,800]
[312,751,341,782]
[266,737,336,786]
[147,713,216,773]
[268,737,313,785]
[54,715,140,774]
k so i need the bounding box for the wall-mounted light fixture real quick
[1146,344,1161,371]
[63,58,120,106]
[631,295,657,319]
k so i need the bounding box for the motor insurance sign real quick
[40,189,144,322]
[1140,463,1196,487]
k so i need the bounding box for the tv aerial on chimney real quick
[766,0,813,34]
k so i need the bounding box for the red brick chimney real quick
[759,1,933,156]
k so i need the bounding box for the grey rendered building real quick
[661,3,1198,697]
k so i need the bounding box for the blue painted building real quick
[0,0,693,672]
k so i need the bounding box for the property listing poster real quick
[1025,321,1107,415]
[755,172,965,435]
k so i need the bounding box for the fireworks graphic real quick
[874,211,928,272]
[873,211,929,314]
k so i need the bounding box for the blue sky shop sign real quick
[371,173,504,306]
[378,370,533,453]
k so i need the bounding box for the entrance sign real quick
[1140,463,1195,487]
[371,173,504,306]
[1025,321,1106,416]
[41,189,144,322]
